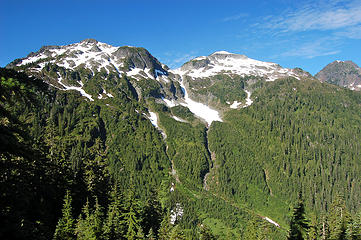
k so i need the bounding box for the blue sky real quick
[1,0,361,75]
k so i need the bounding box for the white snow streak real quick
[172,116,187,123]
[243,90,253,107]
[263,217,280,228]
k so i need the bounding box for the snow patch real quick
[243,90,253,107]
[170,182,175,192]
[162,97,176,107]
[63,85,94,101]
[172,116,187,123]
[155,69,166,78]
[170,203,184,224]
[263,217,280,228]
[229,90,253,109]
[127,67,143,77]
[174,73,222,125]
[20,55,48,65]
[148,111,159,127]
[212,51,233,55]
[230,101,242,109]
[56,77,93,101]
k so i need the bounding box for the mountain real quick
[315,60,361,90]
[7,40,310,125]
[2,39,361,240]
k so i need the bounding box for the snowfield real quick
[172,71,222,125]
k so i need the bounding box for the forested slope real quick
[208,77,361,229]
[2,60,361,239]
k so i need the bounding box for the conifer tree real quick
[142,190,162,236]
[93,197,103,238]
[328,195,350,240]
[123,179,142,240]
[288,193,309,240]
[75,199,96,240]
[53,190,75,240]
[146,228,156,240]
[199,224,216,240]
[158,213,172,240]
[346,210,361,240]
[136,227,145,239]
[103,185,125,240]
[169,225,186,240]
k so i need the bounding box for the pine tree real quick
[288,193,309,240]
[169,225,186,240]
[199,224,216,240]
[328,195,350,240]
[53,190,75,240]
[158,213,172,240]
[136,227,145,239]
[307,214,319,240]
[75,199,96,240]
[346,211,361,240]
[146,228,156,240]
[103,185,125,240]
[142,190,162,236]
[93,197,104,238]
[123,181,142,240]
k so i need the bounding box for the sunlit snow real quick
[148,111,159,127]
[230,91,253,109]
[162,97,176,107]
[170,203,184,224]
[175,73,222,125]
[179,52,301,81]
[243,90,253,107]
[263,217,280,228]
[172,116,187,123]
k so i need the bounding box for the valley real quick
[1,39,361,239]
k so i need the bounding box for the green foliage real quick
[327,196,351,240]
[170,105,196,122]
[158,110,210,186]
[54,191,76,240]
[288,193,309,240]
[189,74,248,106]
[346,211,361,240]
[208,77,361,223]
[199,224,216,240]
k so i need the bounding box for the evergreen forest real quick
[1,65,361,240]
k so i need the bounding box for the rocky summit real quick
[315,60,361,90]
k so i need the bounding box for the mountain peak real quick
[178,51,304,81]
[316,60,361,90]
[80,38,98,44]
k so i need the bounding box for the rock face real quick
[315,60,361,90]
